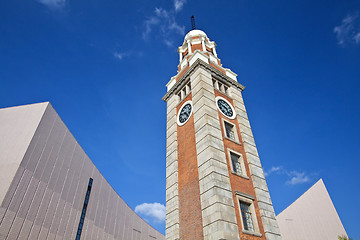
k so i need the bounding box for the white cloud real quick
[155,7,169,19]
[286,171,310,185]
[174,0,186,12]
[169,21,185,35]
[264,166,282,176]
[36,0,66,10]
[164,39,174,47]
[334,12,360,46]
[113,51,127,60]
[135,202,165,223]
[354,32,360,43]
[265,166,311,185]
[113,50,143,60]
[142,0,186,46]
[143,16,160,40]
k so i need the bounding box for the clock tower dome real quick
[163,29,282,240]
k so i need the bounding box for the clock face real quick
[177,101,193,126]
[216,97,236,119]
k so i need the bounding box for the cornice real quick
[162,59,245,102]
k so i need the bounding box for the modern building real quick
[0,102,165,240]
[163,29,282,240]
[276,179,348,240]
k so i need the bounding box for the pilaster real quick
[165,94,180,240]
[191,67,240,240]
[231,87,282,240]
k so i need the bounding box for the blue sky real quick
[1,0,359,237]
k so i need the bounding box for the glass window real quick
[218,82,223,92]
[230,152,242,175]
[76,178,93,240]
[240,201,255,232]
[224,85,228,95]
[225,122,235,140]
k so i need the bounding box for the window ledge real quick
[242,230,262,237]
[224,136,241,145]
[231,171,249,180]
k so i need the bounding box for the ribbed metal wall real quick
[0,103,164,240]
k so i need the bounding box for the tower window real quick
[236,193,262,237]
[177,81,192,103]
[230,152,242,175]
[224,122,235,140]
[212,78,230,95]
[227,149,248,179]
[240,201,254,232]
[224,85,228,95]
[221,119,239,143]
[218,82,223,92]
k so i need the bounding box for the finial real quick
[191,15,196,30]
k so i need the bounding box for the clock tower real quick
[163,30,282,240]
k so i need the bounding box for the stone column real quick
[165,94,180,240]
[179,50,183,62]
[201,38,206,52]
[212,47,217,57]
[231,87,282,240]
[191,67,240,240]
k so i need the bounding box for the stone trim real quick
[165,94,180,240]
[163,59,245,102]
[191,67,240,240]
[234,191,255,201]
[231,86,282,240]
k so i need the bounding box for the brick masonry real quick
[164,62,282,240]
[231,86,282,240]
[215,90,266,240]
[164,29,281,240]
[177,94,204,240]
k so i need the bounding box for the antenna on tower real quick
[191,15,196,30]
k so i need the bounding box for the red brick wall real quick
[191,43,203,52]
[177,94,204,240]
[176,65,189,81]
[215,90,266,240]
[210,62,225,74]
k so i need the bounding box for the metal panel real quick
[8,170,32,213]
[27,179,47,222]
[0,103,165,240]
[17,219,32,239]
[7,216,23,239]
[28,224,41,240]
[21,104,57,172]
[1,166,25,210]
[56,201,71,237]
[17,177,39,219]
[42,191,59,229]
[40,116,67,183]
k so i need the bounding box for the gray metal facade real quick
[0,102,164,240]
